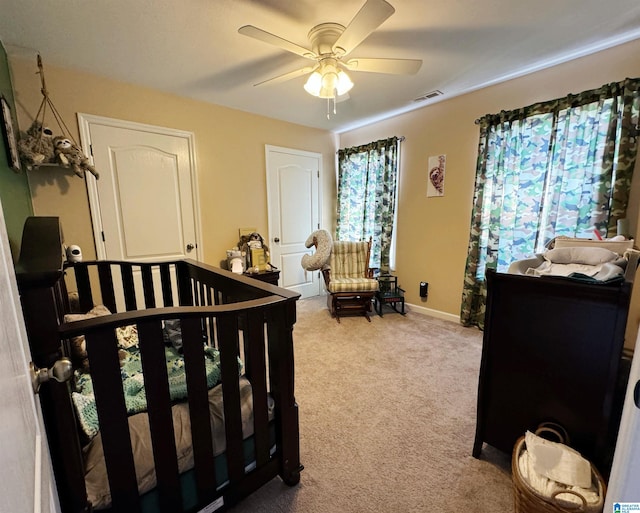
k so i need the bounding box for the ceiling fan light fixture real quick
[304,68,353,98]
[337,69,354,95]
[303,71,323,96]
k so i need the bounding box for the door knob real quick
[274,237,280,243]
[634,380,640,409]
[30,358,73,394]
[186,243,195,252]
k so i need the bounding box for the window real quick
[336,137,401,270]
[461,78,640,328]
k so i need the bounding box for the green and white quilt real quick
[72,342,226,440]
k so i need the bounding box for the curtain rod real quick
[336,136,405,154]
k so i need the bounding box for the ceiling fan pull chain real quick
[327,98,330,119]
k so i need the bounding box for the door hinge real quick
[89,144,93,156]
[101,231,105,242]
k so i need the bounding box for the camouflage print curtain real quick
[337,137,400,270]
[461,78,640,328]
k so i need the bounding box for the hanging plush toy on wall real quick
[52,136,100,179]
[17,120,55,170]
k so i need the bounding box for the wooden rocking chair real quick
[321,238,379,322]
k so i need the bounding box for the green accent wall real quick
[0,41,33,261]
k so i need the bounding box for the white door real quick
[604,336,640,508]
[266,145,321,299]
[79,115,201,264]
[79,115,202,309]
[0,201,59,513]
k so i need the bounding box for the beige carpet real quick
[229,296,514,512]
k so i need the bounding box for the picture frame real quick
[1,96,21,171]
[427,153,445,197]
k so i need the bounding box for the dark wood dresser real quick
[472,268,634,478]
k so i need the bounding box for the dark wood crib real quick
[16,217,302,513]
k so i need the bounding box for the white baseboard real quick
[406,302,460,324]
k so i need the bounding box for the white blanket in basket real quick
[518,431,601,508]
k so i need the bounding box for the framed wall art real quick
[427,154,445,197]
[1,96,21,171]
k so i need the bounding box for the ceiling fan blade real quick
[332,0,395,56]
[239,25,317,60]
[344,58,422,75]
[254,66,317,86]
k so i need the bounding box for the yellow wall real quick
[339,38,640,321]
[9,56,337,267]
[8,39,640,330]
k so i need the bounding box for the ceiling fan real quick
[238,0,422,110]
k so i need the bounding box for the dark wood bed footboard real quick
[16,217,301,513]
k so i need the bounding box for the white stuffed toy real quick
[52,136,100,179]
[301,229,333,271]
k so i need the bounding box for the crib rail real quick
[69,258,296,314]
[21,258,300,513]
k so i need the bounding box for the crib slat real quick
[160,263,174,306]
[176,262,193,306]
[97,262,117,314]
[74,263,94,313]
[141,265,156,308]
[218,313,245,483]
[85,328,141,513]
[181,316,217,503]
[121,263,137,311]
[137,319,183,513]
[244,310,270,467]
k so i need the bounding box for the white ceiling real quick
[2,0,640,133]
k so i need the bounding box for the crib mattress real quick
[136,424,276,513]
[85,375,274,510]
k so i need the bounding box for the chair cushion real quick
[328,277,379,293]
[329,241,371,278]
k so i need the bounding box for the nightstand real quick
[243,269,280,286]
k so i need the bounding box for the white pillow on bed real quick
[544,247,619,265]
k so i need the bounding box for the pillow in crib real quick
[64,305,112,372]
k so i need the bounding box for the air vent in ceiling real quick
[414,90,443,102]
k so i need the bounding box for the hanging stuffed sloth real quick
[52,136,100,179]
[17,120,55,170]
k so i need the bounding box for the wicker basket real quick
[512,435,606,513]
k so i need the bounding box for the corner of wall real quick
[0,40,33,261]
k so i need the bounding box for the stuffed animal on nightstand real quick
[52,136,100,179]
[17,120,55,170]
